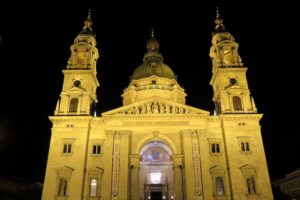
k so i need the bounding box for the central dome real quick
[131,59,176,80]
[130,31,176,81]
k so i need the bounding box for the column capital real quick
[129,154,140,167]
[172,154,183,167]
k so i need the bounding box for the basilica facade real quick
[42,10,273,200]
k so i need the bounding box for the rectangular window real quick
[211,143,221,154]
[208,138,222,155]
[92,144,101,155]
[58,177,68,196]
[61,138,75,155]
[63,144,72,154]
[89,178,98,197]
[241,142,250,152]
[216,176,225,196]
[237,137,251,153]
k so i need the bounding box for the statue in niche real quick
[160,104,165,113]
[146,103,151,114]
[152,102,159,113]
[133,106,139,114]
[141,105,146,114]
[165,105,170,113]
[170,106,174,114]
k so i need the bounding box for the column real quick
[130,155,140,200]
[173,155,183,200]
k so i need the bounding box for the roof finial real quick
[215,7,225,31]
[147,28,160,53]
[151,28,155,38]
[83,9,93,33]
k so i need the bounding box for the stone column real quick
[130,155,140,200]
[173,155,183,200]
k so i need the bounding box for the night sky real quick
[0,1,298,185]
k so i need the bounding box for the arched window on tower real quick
[216,177,225,196]
[89,178,98,197]
[69,98,78,112]
[232,96,242,110]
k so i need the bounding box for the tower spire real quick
[215,7,226,32]
[146,28,160,53]
[82,9,93,34]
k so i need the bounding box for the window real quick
[208,138,222,155]
[58,177,68,196]
[210,166,226,197]
[89,178,98,197]
[92,144,101,155]
[56,166,73,197]
[240,165,257,196]
[211,143,220,153]
[232,96,242,110]
[247,177,256,194]
[216,177,225,196]
[63,144,72,154]
[87,168,104,198]
[91,140,104,156]
[69,98,78,112]
[241,142,250,152]
[62,138,75,155]
[237,137,251,153]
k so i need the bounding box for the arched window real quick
[232,96,242,110]
[216,177,225,196]
[247,177,256,194]
[58,178,68,196]
[89,178,98,197]
[69,98,78,112]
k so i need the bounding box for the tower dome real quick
[131,30,177,80]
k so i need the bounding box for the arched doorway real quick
[139,141,174,200]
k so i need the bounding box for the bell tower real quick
[210,8,257,114]
[55,10,99,116]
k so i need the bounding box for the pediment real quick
[102,97,209,116]
[56,166,74,173]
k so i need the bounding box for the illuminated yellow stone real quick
[42,9,273,200]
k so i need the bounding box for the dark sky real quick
[0,1,298,184]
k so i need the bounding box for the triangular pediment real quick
[102,97,209,116]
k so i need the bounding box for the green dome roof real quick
[131,59,176,80]
[131,31,176,80]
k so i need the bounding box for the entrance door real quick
[151,191,162,200]
[139,141,174,200]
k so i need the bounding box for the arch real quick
[69,98,79,112]
[134,133,177,155]
[232,96,242,110]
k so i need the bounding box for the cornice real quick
[49,116,93,123]
[219,114,263,121]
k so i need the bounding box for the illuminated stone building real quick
[42,9,273,200]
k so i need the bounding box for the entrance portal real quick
[139,141,174,200]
